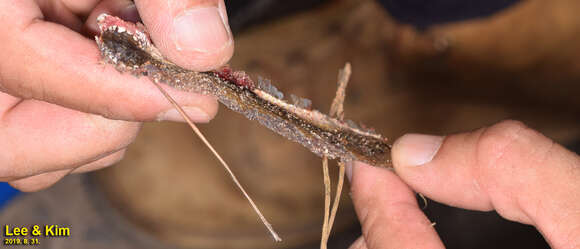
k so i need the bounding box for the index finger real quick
[0,1,217,122]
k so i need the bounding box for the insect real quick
[95,13,392,245]
[95,14,392,168]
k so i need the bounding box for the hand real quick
[0,0,233,191]
[348,120,580,249]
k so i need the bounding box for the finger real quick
[34,0,88,32]
[392,120,580,248]
[9,169,71,192]
[0,1,218,122]
[349,162,445,249]
[4,145,122,191]
[134,0,234,71]
[1,149,127,182]
[0,97,139,179]
[58,0,102,16]
[71,148,126,174]
[348,236,368,249]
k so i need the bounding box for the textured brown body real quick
[96,14,391,167]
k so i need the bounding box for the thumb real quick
[392,120,580,249]
[134,0,233,71]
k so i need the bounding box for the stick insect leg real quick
[321,155,331,249]
[320,63,351,249]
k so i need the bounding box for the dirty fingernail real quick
[172,7,232,53]
[394,134,444,167]
[157,106,211,123]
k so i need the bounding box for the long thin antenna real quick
[151,81,282,242]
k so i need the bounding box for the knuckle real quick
[475,120,532,171]
[472,120,529,195]
[476,120,553,173]
[473,120,556,219]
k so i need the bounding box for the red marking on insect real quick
[216,67,255,89]
[216,67,234,81]
[97,13,146,35]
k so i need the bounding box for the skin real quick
[0,0,232,191]
[348,120,580,249]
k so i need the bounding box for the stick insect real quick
[95,13,392,247]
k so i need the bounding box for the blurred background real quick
[2,0,580,248]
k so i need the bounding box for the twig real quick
[151,80,282,242]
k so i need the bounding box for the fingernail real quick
[157,107,211,123]
[395,134,444,166]
[119,4,140,23]
[345,161,354,182]
[172,7,232,53]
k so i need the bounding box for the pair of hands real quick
[1,1,579,248]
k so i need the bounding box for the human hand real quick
[0,0,233,191]
[348,120,580,249]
